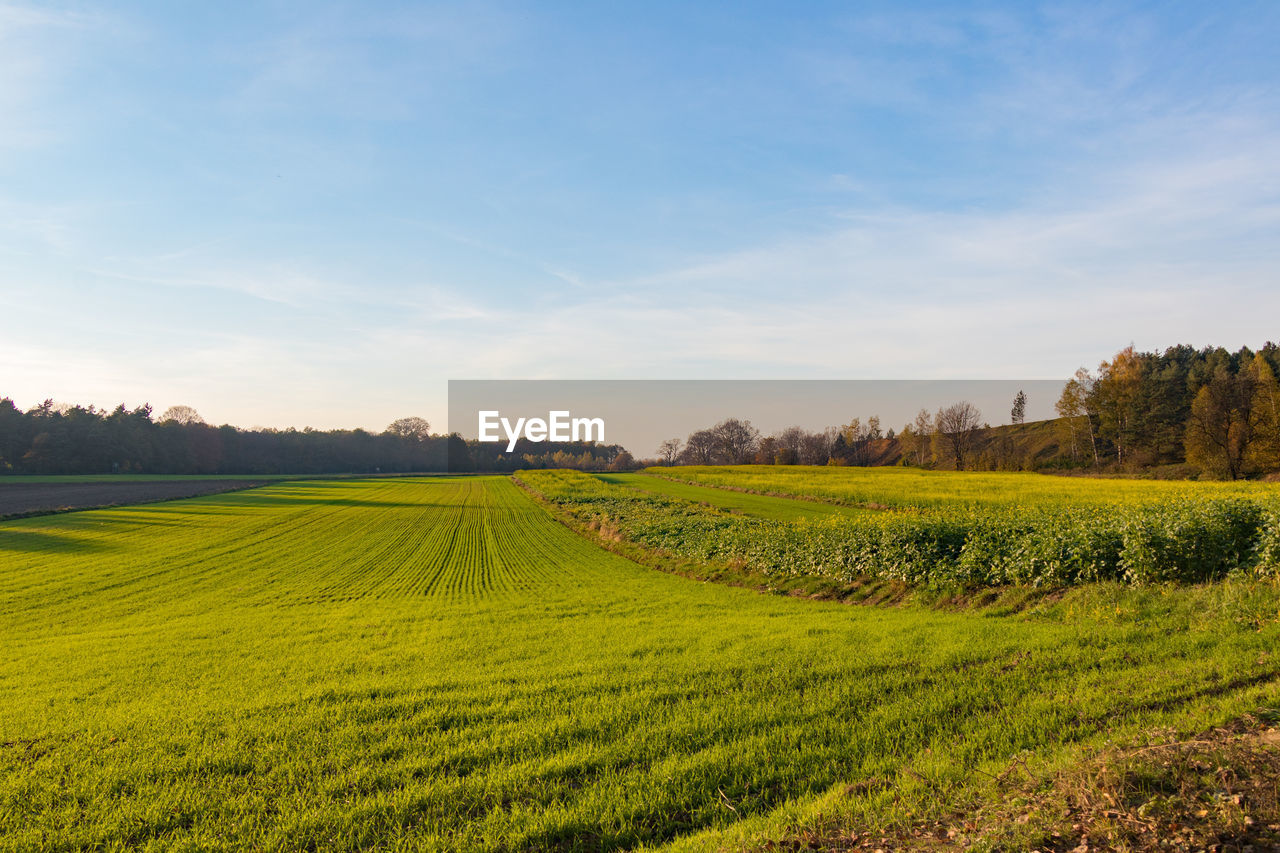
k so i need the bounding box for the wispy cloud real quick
[3,3,1277,432]
[224,3,521,120]
[0,2,109,149]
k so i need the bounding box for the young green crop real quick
[3,476,1280,851]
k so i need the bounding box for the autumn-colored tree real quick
[608,450,636,472]
[1245,354,1280,474]
[838,418,871,466]
[1185,367,1260,479]
[775,425,807,464]
[902,408,933,466]
[1055,369,1098,465]
[754,435,779,464]
[1093,346,1145,465]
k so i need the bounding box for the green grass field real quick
[593,473,869,521]
[3,477,1280,851]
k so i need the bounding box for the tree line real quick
[654,342,1280,479]
[656,405,984,471]
[0,402,628,475]
[1053,343,1280,479]
[5,341,1277,479]
[0,402,449,475]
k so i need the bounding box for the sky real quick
[2,0,1278,432]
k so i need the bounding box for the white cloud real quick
[386,120,1280,381]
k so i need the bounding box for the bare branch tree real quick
[680,429,717,464]
[774,426,806,464]
[799,430,830,465]
[710,418,760,464]
[658,438,682,466]
[159,405,205,426]
[385,417,432,441]
[935,402,982,471]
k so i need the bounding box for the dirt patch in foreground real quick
[765,712,1280,852]
[0,480,269,519]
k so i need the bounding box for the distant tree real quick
[1185,367,1261,479]
[774,426,806,464]
[608,450,636,472]
[658,438,682,466]
[837,417,874,466]
[905,409,934,466]
[385,416,432,441]
[754,435,779,464]
[1010,390,1027,425]
[1093,346,1145,465]
[799,429,831,465]
[934,402,982,471]
[1055,379,1082,462]
[680,429,717,464]
[159,405,205,426]
[447,433,473,471]
[896,424,915,459]
[29,399,56,418]
[1056,368,1099,466]
[0,398,23,471]
[1247,354,1280,473]
[710,418,759,464]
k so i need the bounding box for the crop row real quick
[517,470,1280,587]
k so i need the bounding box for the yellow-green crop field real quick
[521,468,1280,588]
[651,465,1280,510]
[3,475,1280,851]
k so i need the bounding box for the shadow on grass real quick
[224,494,454,510]
[0,528,109,554]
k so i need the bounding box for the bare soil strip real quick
[0,480,270,519]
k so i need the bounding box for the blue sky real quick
[2,1,1278,431]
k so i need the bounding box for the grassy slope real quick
[652,464,1280,510]
[594,472,871,521]
[2,478,1279,851]
[866,417,1072,469]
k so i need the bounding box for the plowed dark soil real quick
[0,480,268,518]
